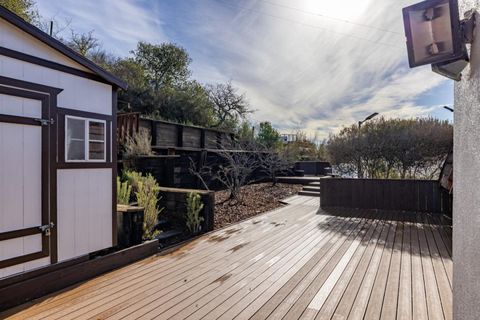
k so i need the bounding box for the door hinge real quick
[39,222,55,236]
[34,118,55,126]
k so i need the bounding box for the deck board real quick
[1,196,452,320]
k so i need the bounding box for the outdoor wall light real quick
[403,0,476,81]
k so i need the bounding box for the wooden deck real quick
[2,196,452,320]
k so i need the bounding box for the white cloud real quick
[35,0,168,56]
[35,0,451,139]
[181,0,450,138]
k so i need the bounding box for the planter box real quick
[158,187,215,232]
[117,205,144,248]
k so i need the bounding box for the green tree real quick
[133,42,191,90]
[236,121,255,143]
[256,122,280,149]
[108,58,150,113]
[0,0,38,23]
[149,81,215,127]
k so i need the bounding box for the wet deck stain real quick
[224,227,242,235]
[208,234,230,242]
[166,240,199,259]
[229,242,250,253]
[212,273,232,284]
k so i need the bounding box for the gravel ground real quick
[214,183,303,229]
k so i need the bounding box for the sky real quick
[35,0,454,139]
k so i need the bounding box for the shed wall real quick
[0,20,112,116]
[57,169,112,261]
[0,18,115,268]
[0,19,91,71]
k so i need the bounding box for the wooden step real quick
[298,191,321,197]
[277,177,321,186]
[302,186,320,192]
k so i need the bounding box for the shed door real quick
[0,86,52,278]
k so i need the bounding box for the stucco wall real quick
[454,1,480,320]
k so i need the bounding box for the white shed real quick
[0,6,127,279]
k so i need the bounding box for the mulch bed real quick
[214,183,303,229]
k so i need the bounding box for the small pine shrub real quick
[186,192,204,234]
[117,177,132,205]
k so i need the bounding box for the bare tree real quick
[258,148,293,186]
[214,148,259,201]
[207,81,251,129]
[189,141,260,202]
[36,16,72,40]
[189,153,212,191]
[67,30,99,56]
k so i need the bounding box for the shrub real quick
[117,177,132,205]
[123,128,153,158]
[136,174,162,239]
[185,192,204,234]
[122,170,143,193]
[122,170,163,239]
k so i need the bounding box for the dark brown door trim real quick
[0,76,61,267]
[0,85,51,269]
[0,227,43,242]
[0,47,110,85]
[112,89,118,246]
[0,75,63,95]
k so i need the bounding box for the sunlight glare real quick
[302,0,370,21]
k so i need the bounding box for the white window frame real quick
[65,115,107,162]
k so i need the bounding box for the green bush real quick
[122,170,143,193]
[122,170,163,239]
[117,177,132,205]
[186,192,204,234]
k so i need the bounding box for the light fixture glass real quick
[403,0,463,67]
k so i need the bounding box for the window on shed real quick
[66,116,106,162]
[66,118,86,160]
[88,121,105,160]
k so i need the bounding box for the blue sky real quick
[36,0,454,139]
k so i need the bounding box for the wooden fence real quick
[117,113,273,189]
[320,178,452,215]
[117,112,140,144]
[138,117,236,151]
[294,161,331,176]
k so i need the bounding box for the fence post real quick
[150,120,157,146]
[177,125,184,148]
[200,129,206,149]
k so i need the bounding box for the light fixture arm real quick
[461,9,476,44]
